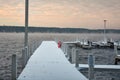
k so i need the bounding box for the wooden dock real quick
[18,41,88,80]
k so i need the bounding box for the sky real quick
[0,0,120,29]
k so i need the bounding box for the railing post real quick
[75,49,79,67]
[12,54,17,80]
[88,54,94,80]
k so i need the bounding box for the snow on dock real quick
[75,64,120,71]
[18,41,88,80]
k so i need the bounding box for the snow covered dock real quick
[18,41,87,80]
[76,64,120,71]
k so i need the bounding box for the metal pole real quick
[104,20,107,42]
[24,0,29,48]
[88,55,94,80]
[12,54,17,80]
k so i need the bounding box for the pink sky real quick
[0,0,120,29]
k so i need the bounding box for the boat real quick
[81,40,92,49]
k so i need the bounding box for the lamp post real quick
[24,0,29,48]
[104,20,107,42]
[23,0,29,65]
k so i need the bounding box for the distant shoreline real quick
[0,26,120,33]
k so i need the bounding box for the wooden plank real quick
[18,41,88,80]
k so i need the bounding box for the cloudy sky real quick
[0,0,120,29]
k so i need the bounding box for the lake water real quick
[0,33,120,80]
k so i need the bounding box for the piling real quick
[22,48,27,68]
[25,47,28,63]
[75,49,79,67]
[114,45,118,55]
[28,45,30,59]
[11,54,17,80]
[114,45,119,65]
[31,44,34,55]
[71,48,76,63]
[65,44,68,58]
[29,45,32,56]
[88,55,94,80]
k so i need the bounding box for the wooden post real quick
[71,48,75,63]
[64,44,66,54]
[12,54,17,80]
[27,45,30,59]
[75,49,79,67]
[88,55,94,80]
[71,48,78,64]
[114,45,118,65]
[61,43,63,51]
[32,42,36,54]
[25,47,28,63]
[34,42,36,50]
[63,44,66,54]
[22,49,26,68]
[29,45,32,56]
[31,44,34,54]
[37,42,39,48]
[114,45,118,55]
[33,42,36,52]
[65,44,68,58]
[67,45,71,61]
[35,42,38,50]
[36,42,38,49]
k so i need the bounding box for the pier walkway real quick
[18,41,88,80]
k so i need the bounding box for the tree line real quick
[0,26,120,33]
